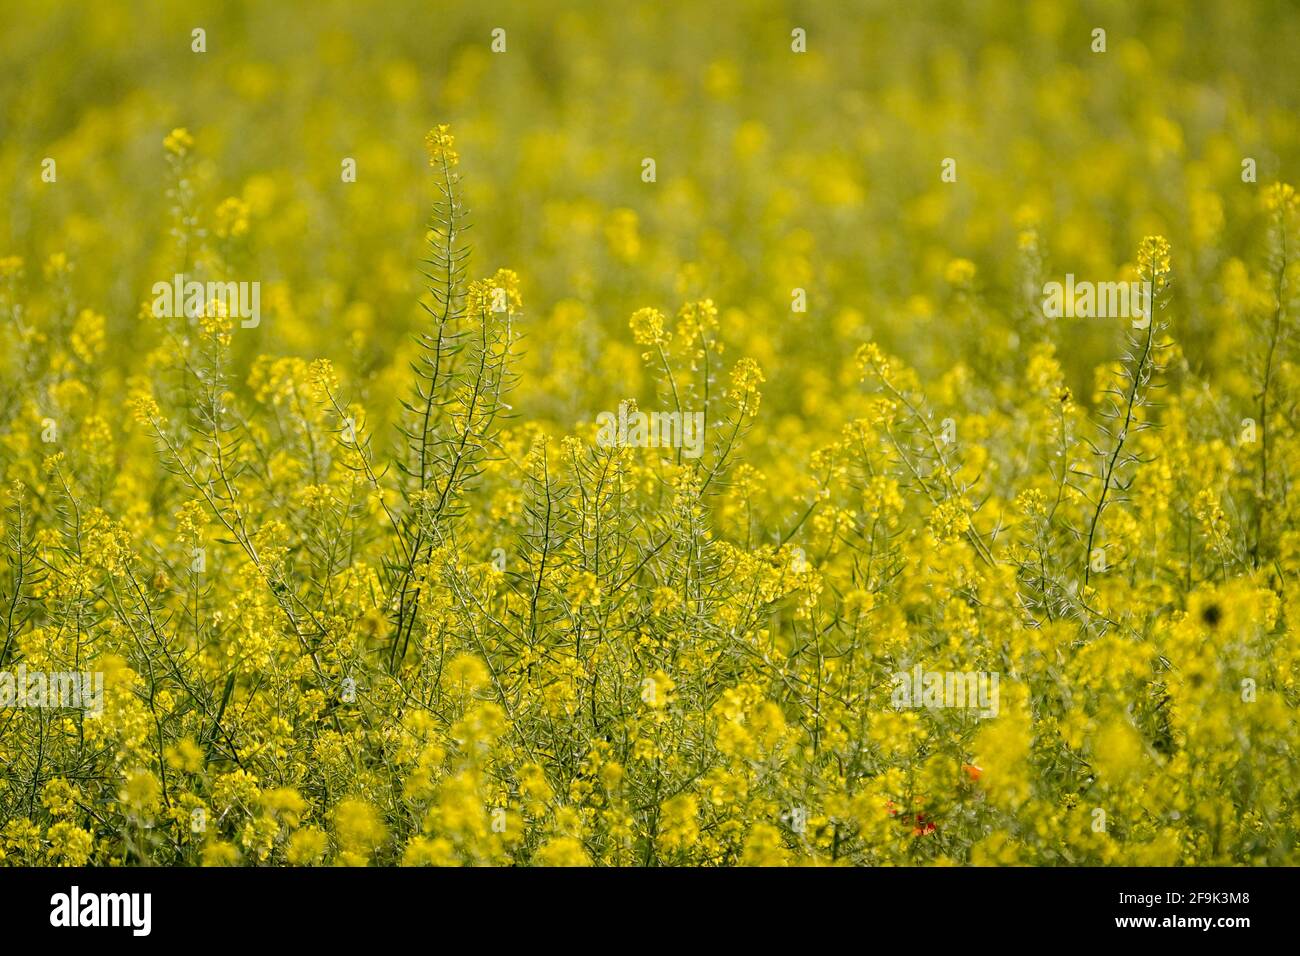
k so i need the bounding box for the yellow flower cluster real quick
[1,0,1298,869]
[424,124,459,169]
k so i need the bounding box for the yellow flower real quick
[729,357,765,413]
[1263,181,1297,215]
[333,798,388,861]
[119,769,162,817]
[214,196,251,239]
[945,257,977,286]
[164,738,205,773]
[42,779,78,817]
[424,124,459,167]
[740,823,790,866]
[533,836,591,866]
[467,268,523,315]
[444,652,490,693]
[46,823,94,866]
[655,793,699,853]
[1137,235,1172,281]
[402,835,458,866]
[163,127,194,157]
[308,358,340,396]
[70,309,106,363]
[201,841,241,866]
[565,569,602,609]
[629,307,668,346]
[928,498,971,542]
[1092,716,1147,784]
[286,827,328,866]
